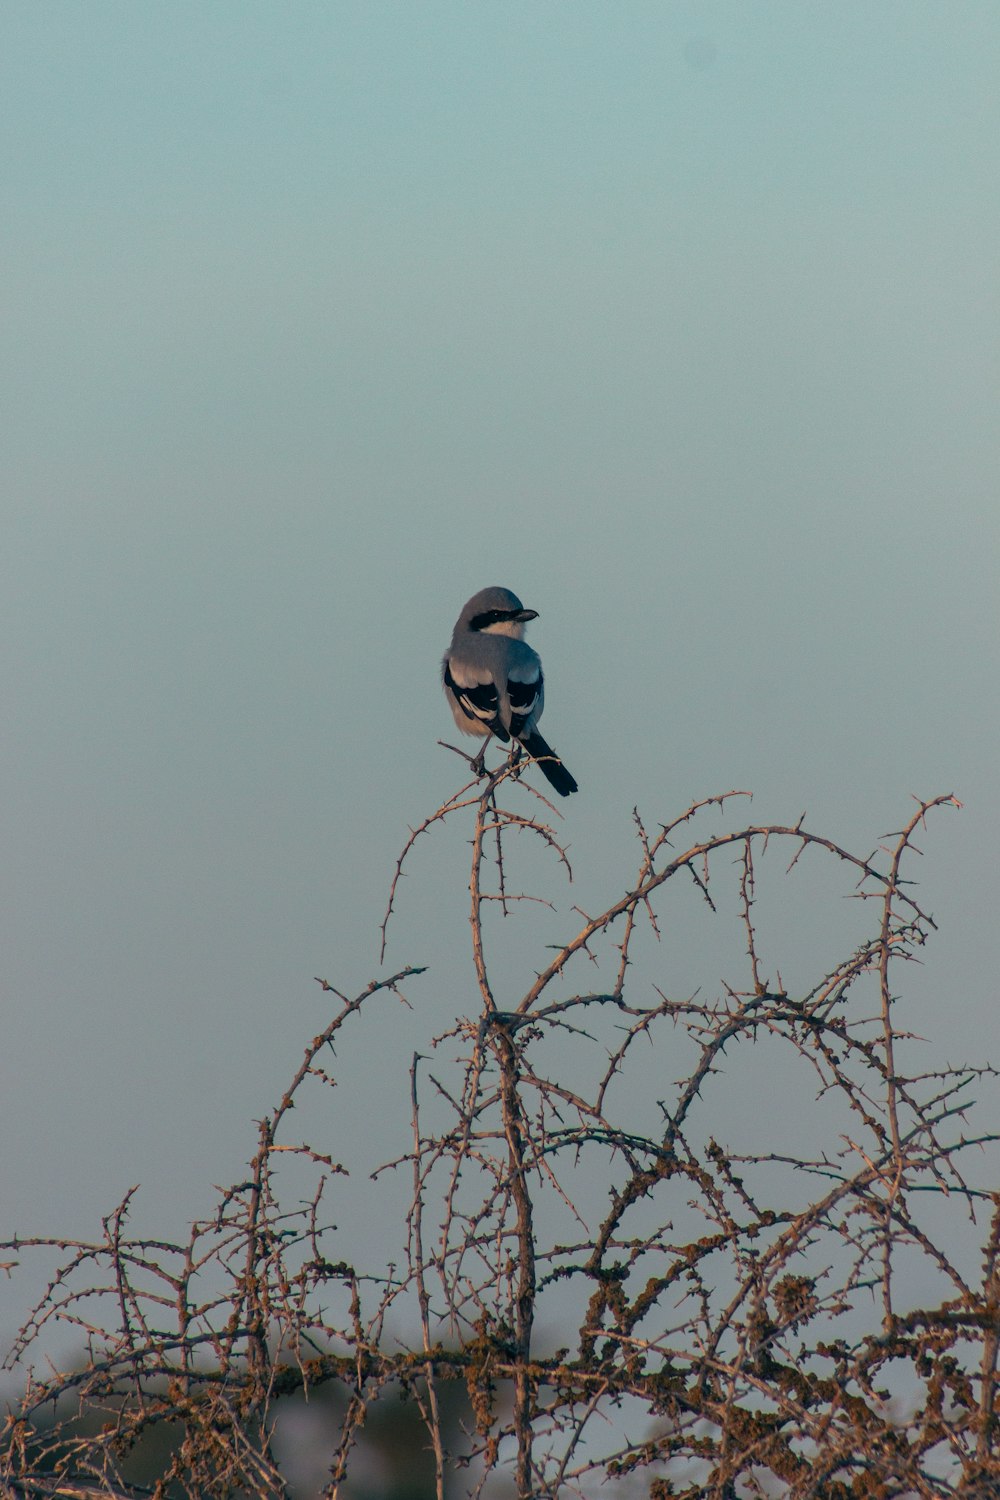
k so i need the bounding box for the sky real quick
[2,1,998,1352]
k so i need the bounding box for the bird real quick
[442,586,578,797]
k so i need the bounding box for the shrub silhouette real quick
[2,770,995,1498]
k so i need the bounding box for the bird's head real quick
[461,587,538,639]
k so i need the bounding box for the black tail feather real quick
[520,730,578,797]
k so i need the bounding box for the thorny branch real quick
[2,776,996,1499]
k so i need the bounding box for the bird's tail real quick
[520,729,578,797]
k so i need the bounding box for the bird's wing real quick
[443,658,509,740]
[507,658,543,738]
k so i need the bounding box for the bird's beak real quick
[516,609,539,622]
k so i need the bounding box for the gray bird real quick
[442,586,578,797]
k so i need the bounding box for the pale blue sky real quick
[2,3,998,1342]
